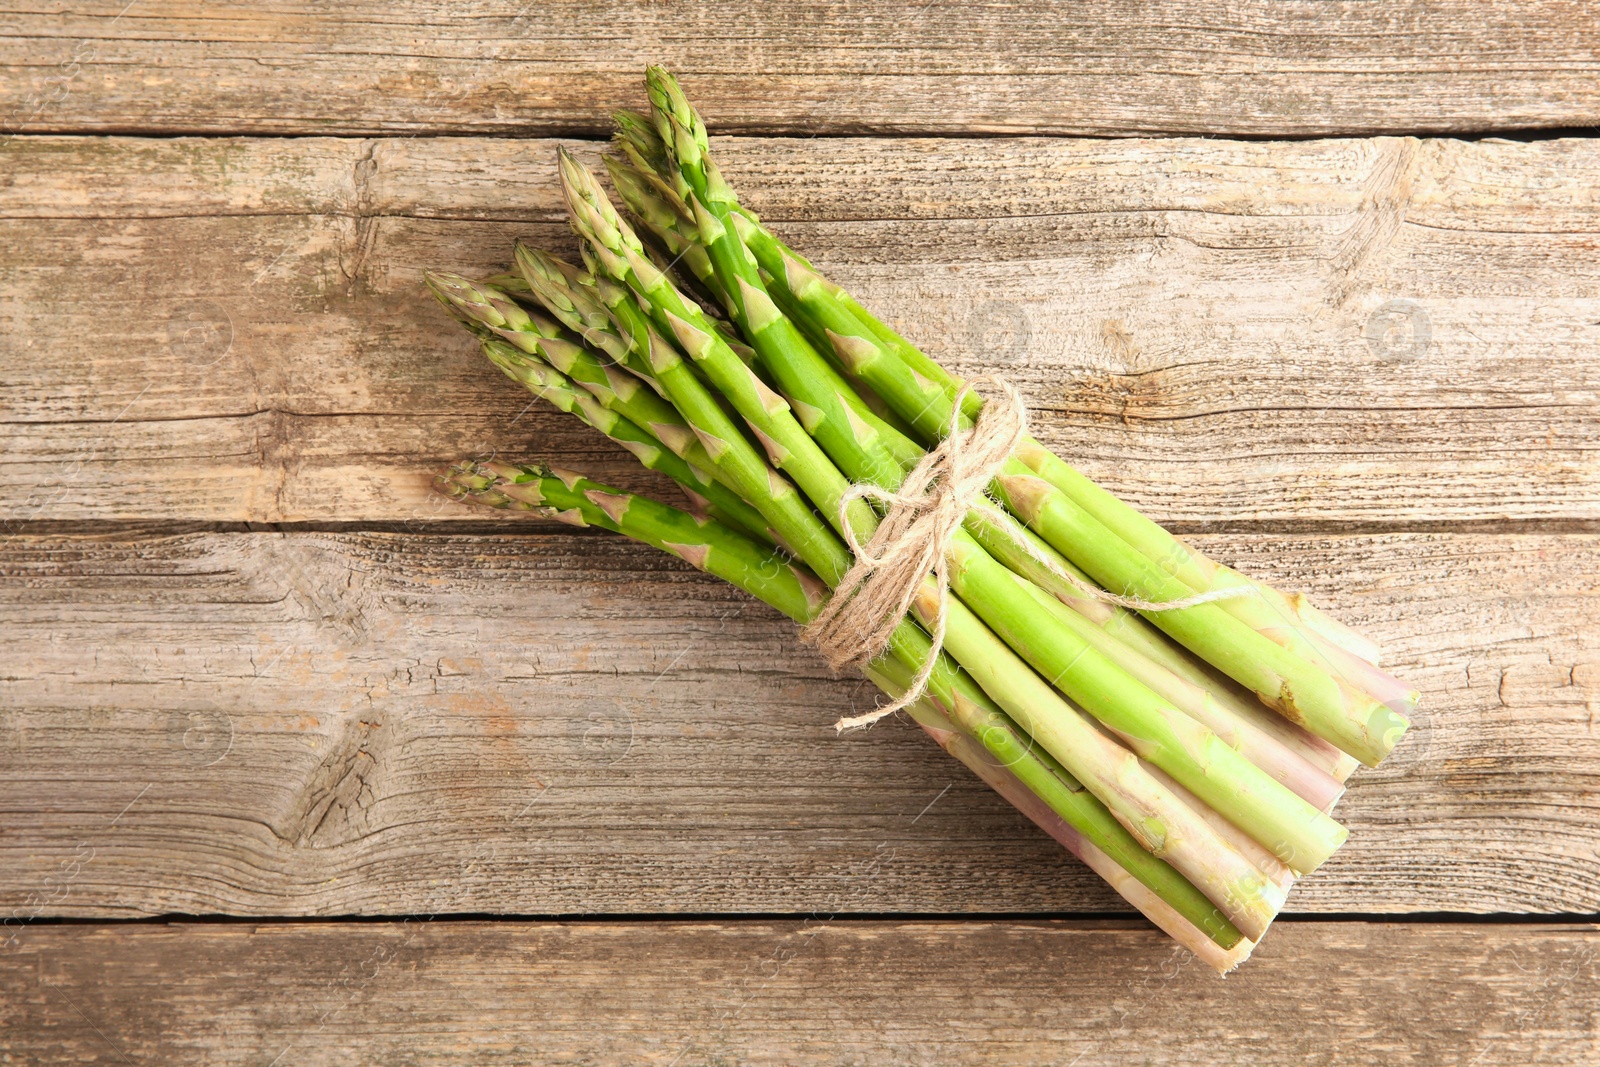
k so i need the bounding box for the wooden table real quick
[3,4,1598,1063]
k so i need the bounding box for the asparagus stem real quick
[696,189,911,491]
[963,506,1349,807]
[708,164,1401,747]
[913,629,1267,954]
[449,434,1280,934]
[719,227,1387,775]
[906,580,1285,940]
[906,709,1255,973]
[764,280,928,454]
[1142,764,1295,890]
[732,211,955,446]
[994,470,1409,767]
[439,460,826,622]
[730,238,1396,773]
[721,230,1382,770]
[1016,557,1344,812]
[1278,596,1385,666]
[620,91,911,497]
[877,584,1281,938]
[957,501,1360,782]
[1300,637,1418,717]
[864,658,1248,958]
[712,180,1408,765]
[446,459,1253,948]
[639,72,1343,878]
[631,74,1346,870]
[1012,439,1421,718]
[697,195,1383,778]
[941,533,1348,874]
[788,240,1405,741]
[725,204,983,423]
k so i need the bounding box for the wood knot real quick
[274,713,391,848]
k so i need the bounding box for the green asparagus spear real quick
[636,71,1346,869]
[441,297,1287,933]
[741,214,1411,761]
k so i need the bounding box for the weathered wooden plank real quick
[3,920,1597,1065]
[3,2,1599,138]
[2,528,1596,917]
[3,134,1597,525]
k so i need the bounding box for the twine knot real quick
[803,376,1025,731]
[802,375,1257,733]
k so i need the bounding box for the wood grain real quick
[4,920,1597,1065]
[2,527,1596,918]
[3,3,1596,1050]
[2,2,1599,138]
[3,134,1597,526]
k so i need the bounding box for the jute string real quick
[802,375,1255,732]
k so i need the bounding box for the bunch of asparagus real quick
[428,68,1417,972]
